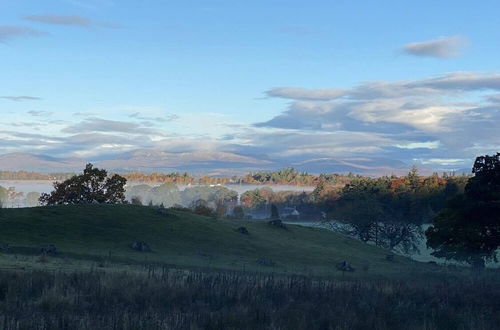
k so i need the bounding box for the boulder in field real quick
[336,260,354,272]
[131,241,151,252]
[268,219,286,229]
[236,226,249,235]
[39,244,57,255]
[256,257,275,267]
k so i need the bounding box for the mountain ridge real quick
[0,151,432,176]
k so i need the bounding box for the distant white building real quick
[281,207,300,220]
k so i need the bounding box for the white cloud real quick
[394,141,441,149]
[419,158,468,166]
[258,72,500,168]
[403,36,467,58]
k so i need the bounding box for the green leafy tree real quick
[104,174,127,204]
[25,191,41,207]
[125,184,152,203]
[232,206,245,219]
[426,153,500,268]
[332,177,422,252]
[39,164,127,205]
[181,186,237,209]
[148,183,181,207]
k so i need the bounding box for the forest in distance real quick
[0,166,373,186]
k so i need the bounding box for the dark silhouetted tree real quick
[193,205,216,217]
[270,204,280,220]
[426,153,500,268]
[39,163,127,205]
[232,206,245,219]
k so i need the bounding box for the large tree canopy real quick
[426,153,500,268]
[40,164,127,205]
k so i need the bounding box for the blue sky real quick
[1,0,499,170]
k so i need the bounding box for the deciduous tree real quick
[426,153,500,268]
[39,164,127,205]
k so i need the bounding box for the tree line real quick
[0,167,355,186]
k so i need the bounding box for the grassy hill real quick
[0,204,498,329]
[0,204,441,278]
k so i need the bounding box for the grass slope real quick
[0,204,437,277]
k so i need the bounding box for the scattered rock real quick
[155,208,169,216]
[0,243,9,252]
[256,257,276,267]
[336,260,354,272]
[236,226,249,235]
[268,219,286,229]
[39,244,57,255]
[131,241,151,252]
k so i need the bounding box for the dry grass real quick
[0,267,498,330]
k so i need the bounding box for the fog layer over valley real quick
[0,180,314,208]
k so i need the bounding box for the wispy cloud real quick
[1,96,42,101]
[23,15,118,28]
[266,87,347,101]
[61,117,163,135]
[129,112,179,123]
[0,25,45,42]
[24,14,93,27]
[28,111,52,117]
[403,36,467,58]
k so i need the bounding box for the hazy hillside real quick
[0,153,85,172]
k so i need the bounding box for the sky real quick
[0,0,499,171]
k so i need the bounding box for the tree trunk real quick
[471,258,485,270]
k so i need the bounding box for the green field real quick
[0,204,449,278]
[1,204,499,329]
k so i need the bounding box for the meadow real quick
[0,265,498,329]
[0,204,444,278]
[0,204,498,329]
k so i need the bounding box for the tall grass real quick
[0,267,498,329]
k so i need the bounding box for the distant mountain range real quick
[0,150,437,176]
[0,153,86,172]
